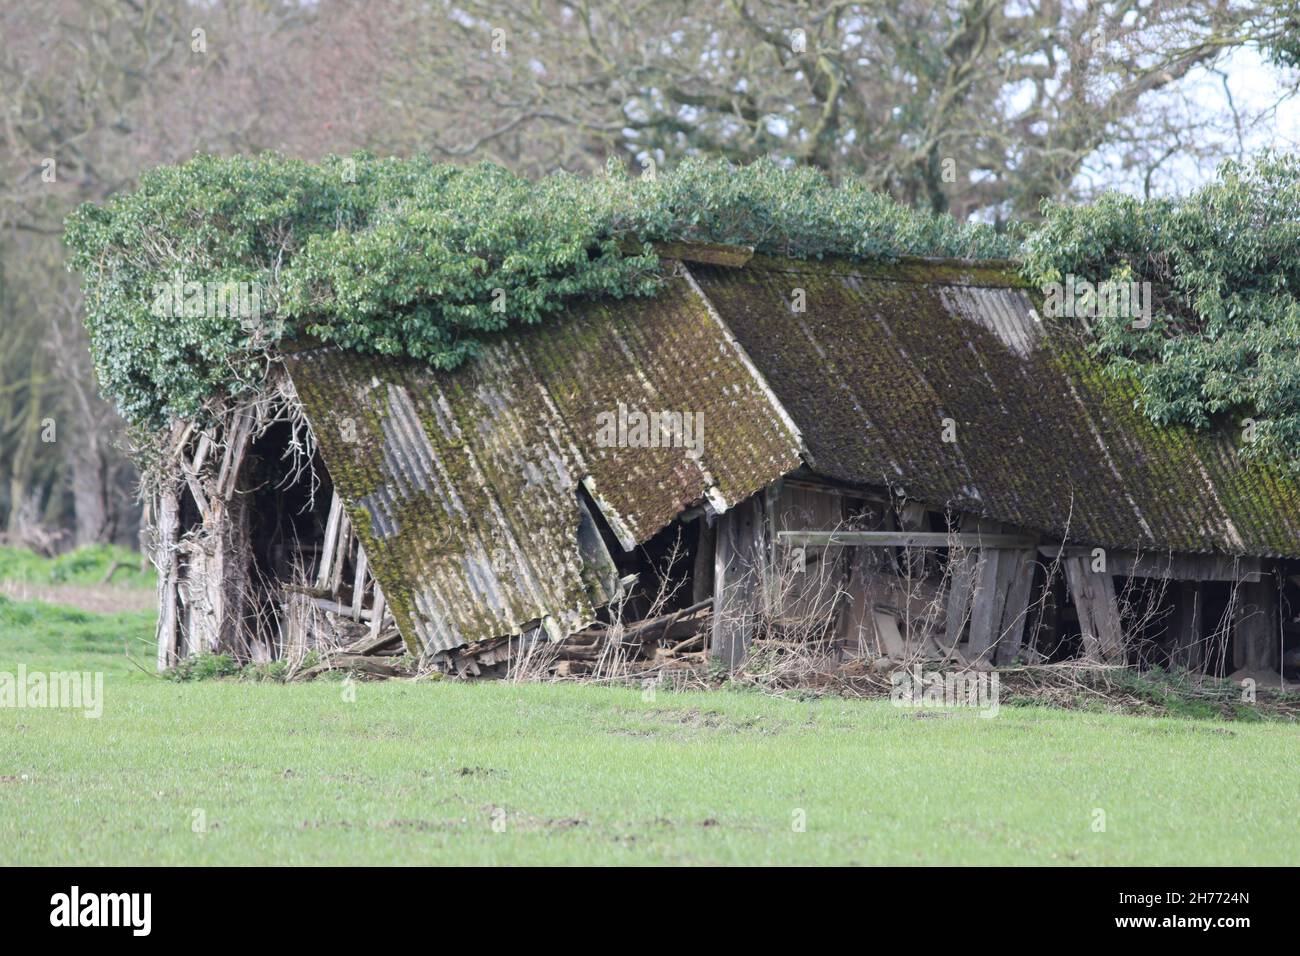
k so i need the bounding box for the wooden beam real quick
[1062,555,1124,663]
[965,516,1038,665]
[711,494,765,670]
[1168,581,1203,671]
[993,546,1038,665]
[329,514,351,595]
[182,431,213,520]
[215,407,254,499]
[368,584,387,640]
[779,530,1036,549]
[306,597,375,621]
[155,489,181,672]
[315,491,343,590]
[351,545,369,621]
[1037,547,1262,583]
[943,551,978,652]
[620,237,754,268]
[1233,576,1280,674]
[966,546,1006,664]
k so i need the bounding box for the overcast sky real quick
[1084,44,1300,197]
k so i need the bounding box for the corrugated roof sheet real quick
[287,272,802,654]
[691,254,1300,557]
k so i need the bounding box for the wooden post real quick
[368,582,387,639]
[351,544,369,621]
[711,494,765,670]
[692,516,716,605]
[155,488,181,671]
[1062,555,1124,663]
[966,547,1004,663]
[316,491,343,590]
[943,546,977,651]
[992,546,1037,666]
[179,409,255,658]
[1233,575,1280,674]
[1168,581,1203,671]
[942,516,1003,656]
[330,514,351,595]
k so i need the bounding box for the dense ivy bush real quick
[65,154,1008,428]
[1024,152,1300,464]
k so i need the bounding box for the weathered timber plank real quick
[711,494,766,669]
[781,530,1036,548]
[1233,576,1280,673]
[993,547,1038,665]
[1062,555,1124,663]
[315,491,343,590]
[1168,581,1203,671]
[155,489,181,671]
[1037,547,1262,583]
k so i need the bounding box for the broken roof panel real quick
[287,271,802,654]
[691,254,1300,557]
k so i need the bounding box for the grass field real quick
[3,560,1299,866]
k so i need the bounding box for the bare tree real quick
[0,0,390,545]
[381,0,1297,218]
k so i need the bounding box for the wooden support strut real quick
[351,545,369,621]
[1168,581,1203,671]
[316,491,343,591]
[1062,555,1124,663]
[1233,575,1280,675]
[1037,546,1262,583]
[368,583,387,640]
[711,494,766,670]
[155,488,181,671]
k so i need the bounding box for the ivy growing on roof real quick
[1024,152,1300,467]
[64,153,1009,429]
[65,150,1300,468]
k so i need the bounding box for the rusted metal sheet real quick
[287,274,802,654]
[691,255,1300,557]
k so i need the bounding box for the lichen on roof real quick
[288,271,801,653]
[693,257,1300,557]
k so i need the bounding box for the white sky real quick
[1083,45,1300,197]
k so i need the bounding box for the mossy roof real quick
[288,250,1300,655]
[693,254,1300,557]
[287,271,802,653]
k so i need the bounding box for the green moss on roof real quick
[287,273,801,652]
[695,257,1300,556]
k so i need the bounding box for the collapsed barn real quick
[149,245,1300,684]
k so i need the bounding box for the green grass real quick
[3,593,1299,865]
[0,544,154,589]
[0,594,155,674]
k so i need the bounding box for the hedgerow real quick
[64,154,1009,429]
